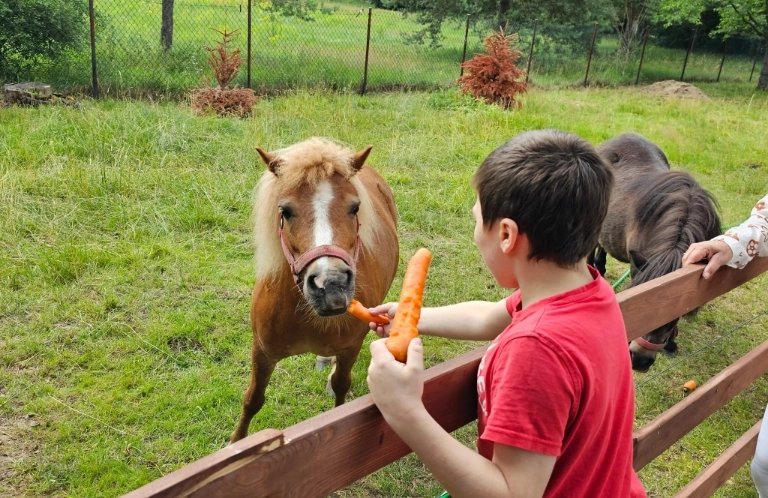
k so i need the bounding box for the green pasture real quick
[2,83,768,497]
[20,0,763,96]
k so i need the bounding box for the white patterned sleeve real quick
[713,194,768,269]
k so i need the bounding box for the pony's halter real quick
[278,213,361,287]
[635,325,679,352]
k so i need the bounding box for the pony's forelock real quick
[251,138,380,279]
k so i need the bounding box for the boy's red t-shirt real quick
[476,266,646,497]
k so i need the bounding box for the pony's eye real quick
[349,203,360,216]
[279,206,294,220]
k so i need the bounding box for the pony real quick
[230,137,399,442]
[590,133,721,372]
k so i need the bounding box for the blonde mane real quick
[252,138,382,279]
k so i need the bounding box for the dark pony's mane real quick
[630,169,721,285]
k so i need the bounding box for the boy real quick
[366,129,646,497]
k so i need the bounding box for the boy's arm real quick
[369,299,511,342]
[368,339,555,498]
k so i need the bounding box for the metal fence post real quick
[88,0,98,98]
[526,19,538,83]
[680,25,698,82]
[749,40,761,82]
[247,0,252,89]
[716,38,728,82]
[360,8,372,95]
[584,23,598,87]
[635,27,649,85]
[460,14,470,77]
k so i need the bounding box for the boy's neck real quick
[516,259,594,309]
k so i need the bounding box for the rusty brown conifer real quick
[191,28,258,117]
[458,25,528,109]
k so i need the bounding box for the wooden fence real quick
[123,256,768,498]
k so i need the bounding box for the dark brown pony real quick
[230,138,399,442]
[591,133,720,372]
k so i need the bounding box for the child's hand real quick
[682,240,733,279]
[367,337,424,422]
[367,303,398,338]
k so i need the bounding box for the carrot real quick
[387,247,432,362]
[682,380,697,392]
[347,299,390,325]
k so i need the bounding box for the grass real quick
[1,83,768,497]
[9,0,764,97]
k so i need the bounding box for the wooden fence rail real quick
[124,256,768,498]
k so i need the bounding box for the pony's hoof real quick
[315,356,332,371]
[325,379,335,397]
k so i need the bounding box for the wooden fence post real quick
[526,19,538,83]
[584,23,598,87]
[460,14,470,77]
[635,27,649,85]
[716,38,728,82]
[360,8,372,96]
[680,25,698,82]
[88,0,98,98]
[247,0,252,89]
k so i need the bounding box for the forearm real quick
[417,300,509,341]
[716,195,768,269]
[385,408,515,498]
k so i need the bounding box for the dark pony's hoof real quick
[663,338,678,355]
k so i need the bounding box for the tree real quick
[161,0,174,50]
[608,0,659,58]
[458,25,528,108]
[657,0,768,91]
[0,0,88,80]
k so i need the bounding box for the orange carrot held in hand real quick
[347,299,390,325]
[387,248,432,362]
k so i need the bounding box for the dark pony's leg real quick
[329,346,362,406]
[587,246,608,276]
[587,248,596,267]
[230,346,277,443]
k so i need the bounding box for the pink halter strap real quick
[635,325,678,352]
[278,214,361,286]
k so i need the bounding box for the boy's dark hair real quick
[472,129,613,268]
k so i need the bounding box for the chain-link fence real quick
[2,0,765,98]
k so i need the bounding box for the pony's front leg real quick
[594,246,608,276]
[230,347,277,443]
[328,348,361,406]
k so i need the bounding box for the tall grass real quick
[1,84,768,497]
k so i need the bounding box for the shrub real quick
[458,25,528,109]
[0,0,89,81]
[190,28,258,118]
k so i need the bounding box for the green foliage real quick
[0,0,89,81]
[656,0,766,39]
[380,0,615,48]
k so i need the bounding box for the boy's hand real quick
[682,240,733,279]
[367,338,424,423]
[367,303,398,338]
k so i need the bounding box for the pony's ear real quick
[350,145,373,171]
[256,147,282,175]
[628,250,648,272]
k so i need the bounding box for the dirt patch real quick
[0,414,39,497]
[642,80,711,101]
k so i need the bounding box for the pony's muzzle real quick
[305,267,355,316]
[629,347,655,372]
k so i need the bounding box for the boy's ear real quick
[498,218,519,254]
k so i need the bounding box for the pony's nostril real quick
[306,273,324,293]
